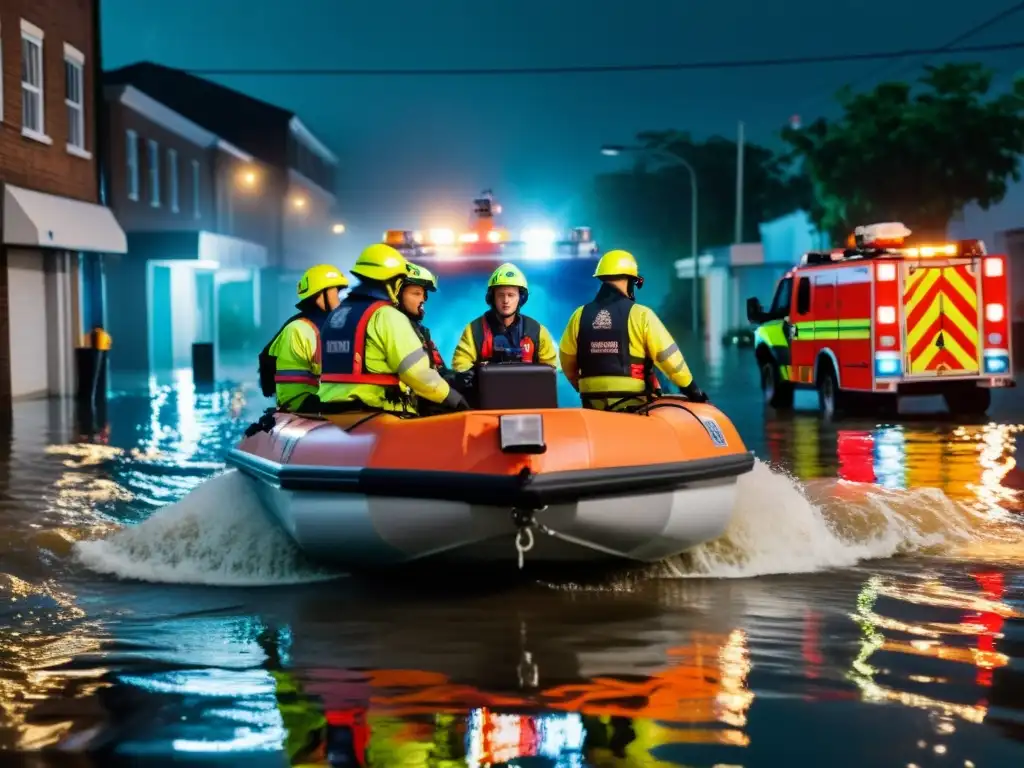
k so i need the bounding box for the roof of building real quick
[104,62,336,168]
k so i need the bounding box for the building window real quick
[168,149,179,213]
[20,20,46,140]
[147,139,160,207]
[126,130,139,201]
[192,159,201,219]
[64,44,86,155]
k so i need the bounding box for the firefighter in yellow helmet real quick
[559,250,707,410]
[259,263,347,413]
[316,244,469,414]
[450,262,558,373]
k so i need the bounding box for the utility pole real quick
[734,120,745,244]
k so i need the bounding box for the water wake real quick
[73,458,1021,586]
[73,470,336,587]
[658,459,1018,578]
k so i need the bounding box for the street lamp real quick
[600,143,700,334]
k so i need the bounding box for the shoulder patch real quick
[592,308,613,330]
[327,306,352,328]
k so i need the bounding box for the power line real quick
[779,4,1024,131]
[186,40,1024,77]
[848,1,1024,91]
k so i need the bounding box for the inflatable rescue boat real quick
[227,364,754,571]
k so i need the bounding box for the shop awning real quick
[3,184,127,254]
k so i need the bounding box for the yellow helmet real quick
[297,264,348,301]
[404,262,438,292]
[593,250,640,279]
[350,243,408,283]
[487,263,528,290]
[486,262,529,309]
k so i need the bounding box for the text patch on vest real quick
[589,340,620,354]
[326,340,351,354]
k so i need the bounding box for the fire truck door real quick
[902,261,981,377]
[790,275,816,384]
[812,272,838,383]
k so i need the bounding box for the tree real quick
[782,62,1024,243]
[588,131,810,317]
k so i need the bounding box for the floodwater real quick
[1,347,1022,767]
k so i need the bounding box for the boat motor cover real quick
[477,364,559,410]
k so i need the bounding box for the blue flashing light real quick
[983,350,1010,374]
[874,353,901,377]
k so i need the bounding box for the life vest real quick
[258,313,321,397]
[469,313,540,364]
[318,294,402,388]
[576,290,658,401]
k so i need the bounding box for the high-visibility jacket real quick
[451,311,558,372]
[559,285,693,410]
[317,289,457,413]
[265,313,324,411]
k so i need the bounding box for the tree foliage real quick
[783,62,1024,242]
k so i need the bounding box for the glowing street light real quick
[237,167,259,189]
[332,223,346,234]
[600,142,700,333]
[292,195,307,210]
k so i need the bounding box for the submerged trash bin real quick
[76,326,110,405]
[192,342,215,384]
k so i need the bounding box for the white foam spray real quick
[73,470,337,587]
[660,459,1017,578]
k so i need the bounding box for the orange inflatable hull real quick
[227,398,754,570]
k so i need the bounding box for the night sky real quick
[102,0,1023,260]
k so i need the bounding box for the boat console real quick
[476,363,560,410]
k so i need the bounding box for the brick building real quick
[101,62,342,374]
[0,0,126,411]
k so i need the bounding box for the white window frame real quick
[192,159,201,219]
[168,149,179,213]
[63,43,89,158]
[148,138,160,207]
[126,129,139,201]
[20,19,50,144]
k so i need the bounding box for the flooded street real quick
[0,348,1022,766]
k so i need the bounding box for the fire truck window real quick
[770,277,793,315]
[796,277,811,315]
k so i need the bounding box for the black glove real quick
[681,382,709,403]
[443,387,471,411]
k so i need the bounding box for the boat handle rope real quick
[512,506,627,569]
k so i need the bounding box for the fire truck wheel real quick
[760,360,793,409]
[816,364,844,419]
[943,385,991,416]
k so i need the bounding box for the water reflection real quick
[765,415,1024,515]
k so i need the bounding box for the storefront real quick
[1,183,127,404]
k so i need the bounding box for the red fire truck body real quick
[748,222,1014,417]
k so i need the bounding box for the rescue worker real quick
[450,262,558,372]
[559,249,708,410]
[259,263,347,413]
[399,262,448,373]
[317,243,469,414]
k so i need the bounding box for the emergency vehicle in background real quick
[381,189,600,275]
[747,221,1014,418]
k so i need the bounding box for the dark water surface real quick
[0,349,1022,766]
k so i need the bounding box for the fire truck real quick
[380,190,600,276]
[746,221,1014,418]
